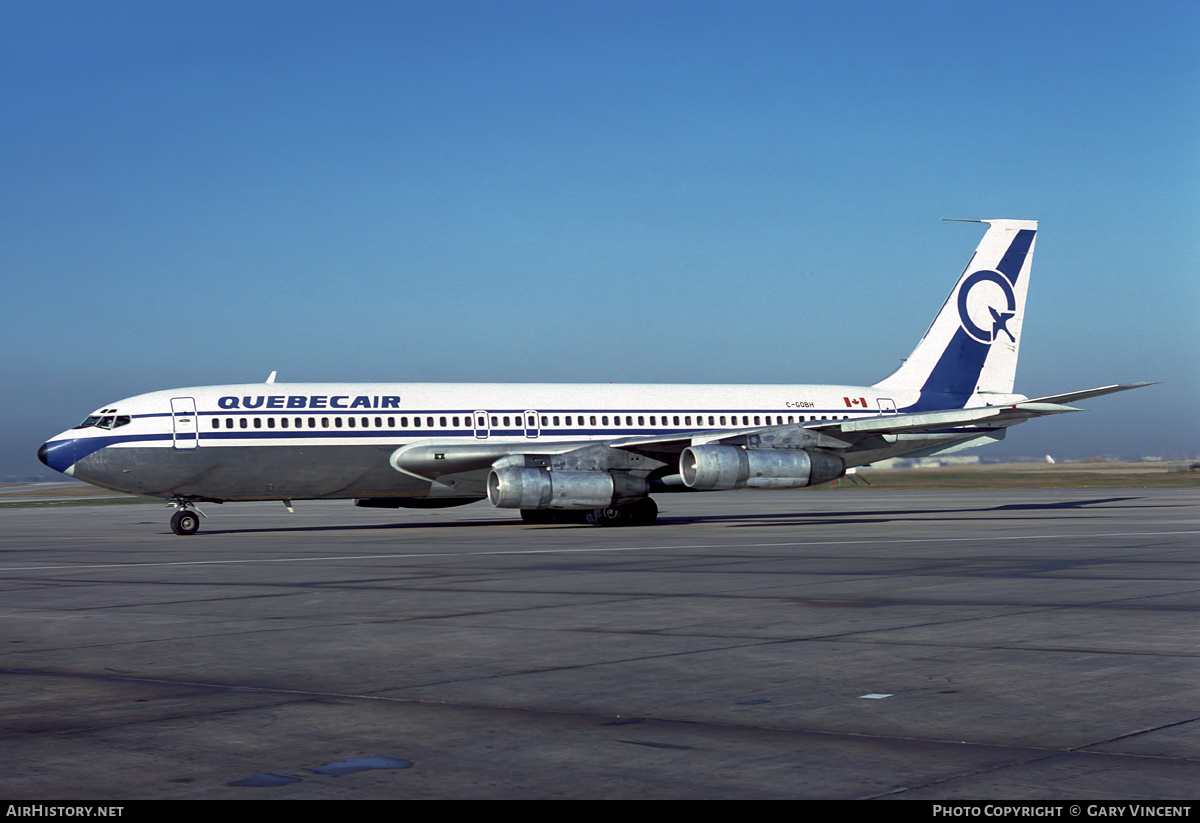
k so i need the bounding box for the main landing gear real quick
[521,497,658,527]
[168,499,205,535]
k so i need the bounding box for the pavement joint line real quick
[1,530,1198,573]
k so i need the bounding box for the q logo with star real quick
[957,269,1017,344]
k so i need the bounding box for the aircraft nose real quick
[38,438,78,474]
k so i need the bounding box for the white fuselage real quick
[42,380,945,502]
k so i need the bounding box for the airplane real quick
[37,219,1148,535]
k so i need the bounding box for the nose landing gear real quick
[168,499,205,535]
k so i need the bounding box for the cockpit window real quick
[72,413,131,430]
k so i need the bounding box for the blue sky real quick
[3,0,1197,478]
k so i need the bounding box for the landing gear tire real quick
[586,497,658,527]
[171,509,200,536]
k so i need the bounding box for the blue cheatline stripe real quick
[43,434,171,468]
[131,406,867,419]
[49,416,1006,471]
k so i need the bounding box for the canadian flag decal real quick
[844,396,868,408]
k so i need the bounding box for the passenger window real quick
[637,416,644,426]
[376,417,383,427]
[308,417,316,427]
[540,416,548,427]
[673,416,680,426]
[414,417,421,427]
[553,416,560,426]
[590,416,597,426]
[240,418,248,429]
[348,418,355,428]
[602,416,609,425]
[322,418,330,428]
[650,416,656,426]
[226,418,233,429]
[267,418,276,429]
[212,419,220,429]
[281,418,289,428]
[491,416,498,427]
[440,417,447,427]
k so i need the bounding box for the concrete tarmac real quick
[1,488,1197,799]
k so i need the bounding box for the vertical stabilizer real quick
[873,219,1037,409]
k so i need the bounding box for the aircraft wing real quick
[393,383,1153,479]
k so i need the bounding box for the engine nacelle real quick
[487,467,649,510]
[679,445,845,490]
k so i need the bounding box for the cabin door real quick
[171,397,199,449]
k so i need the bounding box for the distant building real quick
[873,455,982,469]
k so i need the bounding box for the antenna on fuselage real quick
[265,371,277,384]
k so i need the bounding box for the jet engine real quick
[487,466,649,510]
[679,445,844,490]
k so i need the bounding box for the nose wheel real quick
[168,499,205,535]
[170,510,200,535]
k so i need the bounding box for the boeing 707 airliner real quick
[38,220,1147,534]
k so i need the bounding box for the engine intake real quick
[679,445,844,490]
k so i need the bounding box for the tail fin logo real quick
[957,269,1017,344]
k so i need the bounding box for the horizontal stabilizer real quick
[821,402,1078,436]
[1023,383,1155,406]
[814,383,1153,438]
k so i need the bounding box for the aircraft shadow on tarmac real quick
[701,496,1157,528]
[168,495,1167,536]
